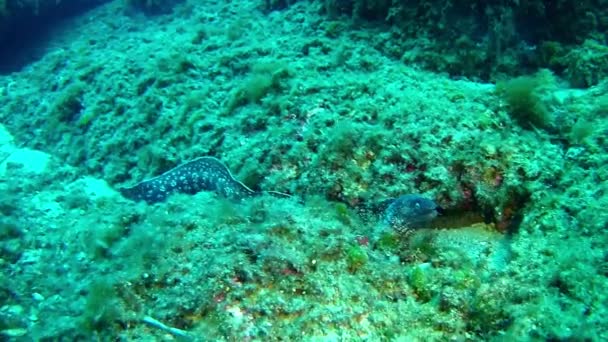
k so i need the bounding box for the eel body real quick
[120,157,257,204]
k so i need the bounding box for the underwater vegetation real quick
[315,0,608,85]
[0,0,607,340]
[495,70,553,130]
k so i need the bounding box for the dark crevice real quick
[0,0,109,73]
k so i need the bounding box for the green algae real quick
[80,281,121,333]
[409,264,433,302]
[495,71,553,129]
[345,244,368,273]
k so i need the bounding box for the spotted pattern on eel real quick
[383,194,440,234]
[119,157,259,204]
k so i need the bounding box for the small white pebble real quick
[76,252,87,261]
[5,305,24,315]
[482,143,497,156]
[1,328,27,337]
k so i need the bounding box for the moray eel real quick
[119,157,259,204]
[383,194,440,234]
[355,194,440,235]
[120,157,439,233]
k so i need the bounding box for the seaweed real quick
[345,245,368,273]
[495,72,552,129]
[79,281,121,333]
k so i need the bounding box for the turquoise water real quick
[0,0,607,340]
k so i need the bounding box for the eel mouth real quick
[410,209,440,227]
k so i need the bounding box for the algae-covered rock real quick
[495,71,553,130]
[319,0,608,83]
[562,39,608,88]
